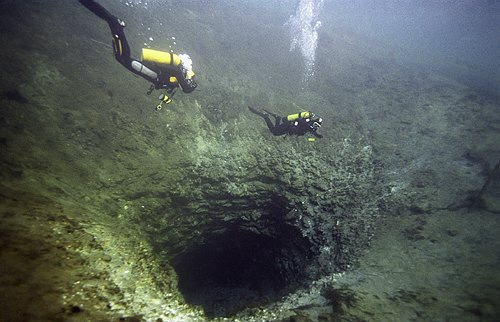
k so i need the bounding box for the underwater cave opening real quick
[171,225,313,318]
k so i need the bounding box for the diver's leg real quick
[248,106,268,118]
[263,116,283,136]
[261,116,277,134]
[79,0,159,84]
[263,109,281,119]
[79,0,123,24]
[248,107,281,136]
[261,109,282,126]
[79,0,132,67]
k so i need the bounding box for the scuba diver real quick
[78,0,197,110]
[248,107,323,140]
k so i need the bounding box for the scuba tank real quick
[141,48,181,65]
[286,111,311,121]
[141,48,181,83]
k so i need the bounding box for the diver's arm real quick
[155,64,197,93]
[312,131,323,138]
[179,78,198,93]
[172,69,197,93]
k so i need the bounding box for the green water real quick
[1,0,499,321]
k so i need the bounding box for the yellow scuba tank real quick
[287,111,311,121]
[141,48,181,66]
[142,49,180,84]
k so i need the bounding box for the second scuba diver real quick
[78,0,197,109]
[248,107,323,139]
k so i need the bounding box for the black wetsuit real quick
[79,0,197,93]
[249,107,323,138]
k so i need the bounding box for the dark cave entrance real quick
[171,224,313,318]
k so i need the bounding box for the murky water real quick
[1,0,499,321]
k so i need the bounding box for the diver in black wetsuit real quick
[78,0,197,107]
[248,107,323,139]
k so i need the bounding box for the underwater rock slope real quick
[1,0,499,321]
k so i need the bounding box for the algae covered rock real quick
[112,100,383,316]
[3,0,499,321]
